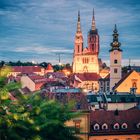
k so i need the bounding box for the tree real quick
[0,67,80,140]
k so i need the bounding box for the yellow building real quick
[113,70,140,94]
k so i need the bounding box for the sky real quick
[0,0,140,65]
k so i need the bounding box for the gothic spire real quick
[110,24,122,52]
[91,8,96,30]
[77,11,81,33]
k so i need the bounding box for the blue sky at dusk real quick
[0,0,140,65]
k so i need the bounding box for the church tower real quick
[73,10,99,74]
[88,9,99,54]
[73,11,84,73]
[110,24,122,91]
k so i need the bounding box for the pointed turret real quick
[88,9,99,54]
[77,11,82,33]
[73,10,83,56]
[91,8,96,30]
[110,24,122,52]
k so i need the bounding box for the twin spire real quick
[77,11,81,33]
[76,9,96,33]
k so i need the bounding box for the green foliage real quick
[0,67,80,140]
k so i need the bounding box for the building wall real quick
[99,80,110,92]
[75,80,99,92]
[73,54,99,74]
[110,50,122,91]
[106,103,137,111]
[65,112,90,140]
[21,76,35,91]
[89,134,140,140]
[115,71,140,94]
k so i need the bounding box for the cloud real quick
[14,45,73,54]
[0,0,140,64]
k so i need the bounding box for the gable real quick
[114,71,140,94]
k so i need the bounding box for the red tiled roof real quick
[12,66,42,73]
[46,64,53,71]
[75,73,100,81]
[90,109,140,135]
[42,92,89,111]
[28,75,46,84]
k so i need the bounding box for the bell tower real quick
[110,24,122,91]
[88,9,99,55]
[74,11,83,55]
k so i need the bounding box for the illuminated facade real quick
[72,10,99,74]
[109,25,122,91]
[113,70,140,94]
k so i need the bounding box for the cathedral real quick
[72,10,99,74]
[72,10,102,92]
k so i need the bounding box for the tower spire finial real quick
[110,24,122,52]
[91,8,96,30]
[114,24,118,33]
[77,10,81,33]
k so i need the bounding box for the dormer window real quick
[136,122,140,129]
[113,123,120,130]
[121,123,128,129]
[102,123,108,130]
[93,123,100,130]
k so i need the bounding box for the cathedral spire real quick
[77,11,81,33]
[91,8,96,30]
[110,24,122,52]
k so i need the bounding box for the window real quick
[136,122,140,128]
[102,123,108,130]
[92,44,94,51]
[114,68,118,73]
[107,87,110,92]
[113,123,120,130]
[93,123,100,130]
[77,45,80,53]
[73,120,81,133]
[114,59,118,64]
[107,81,109,86]
[100,81,103,86]
[121,123,128,129]
[132,82,137,88]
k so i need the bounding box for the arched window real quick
[83,66,88,72]
[114,59,118,64]
[136,122,140,129]
[132,82,137,88]
[121,123,128,129]
[102,123,108,130]
[113,123,120,130]
[93,123,100,130]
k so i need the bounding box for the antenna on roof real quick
[56,53,62,65]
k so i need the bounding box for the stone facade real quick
[73,10,99,74]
